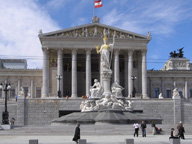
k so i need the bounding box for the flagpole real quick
[93,0,95,18]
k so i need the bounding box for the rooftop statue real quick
[172,88,180,99]
[170,47,184,58]
[18,87,24,97]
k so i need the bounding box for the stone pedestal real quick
[169,139,180,144]
[101,70,112,96]
[29,139,38,144]
[0,124,11,130]
[125,139,134,144]
[78,139,86,144]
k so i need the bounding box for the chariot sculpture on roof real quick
[169,47,184,58]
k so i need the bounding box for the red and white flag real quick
[94,0,103,8]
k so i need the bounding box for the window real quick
[10,87,15,98]
[36,87,41,98]
[178,88,183,98]
[154,88,159,98]
[0,89,2,98]
[166,89,171,98]
[23,87,28,98]
[190,89,192,98]
[179,91,183,98]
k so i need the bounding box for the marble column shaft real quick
[185,79,188,99]
[42,48,49,98]
[124,55,128,97]
[161,78,164,97]
[57,49,63,96]
[31,79,33,98]
[71,49,77,98]
[128,50,133,97]
[141,50,148,98]
[100,55,103,86]
[114,50,120,84]
[86,50,91,96]
[17,78,21,95]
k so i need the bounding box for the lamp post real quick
[56,75,62,98]
[131,76,137,97]
[0,83,11,124]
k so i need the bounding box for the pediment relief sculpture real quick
[42,24,147,40]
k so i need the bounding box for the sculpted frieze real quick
[44,25,144,40]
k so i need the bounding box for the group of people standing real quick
[133,120,163,137]
[133,121,147,137]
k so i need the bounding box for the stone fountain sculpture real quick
[52,29,162,125]
[80,29,134,112]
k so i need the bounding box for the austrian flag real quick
[95,0,103,8]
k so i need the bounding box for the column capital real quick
[57,49,63,55]
[128,50,134,56]
[114,49,119,55]
[72,49,77,55]
[86,49,91,55]
[141,49,147,55]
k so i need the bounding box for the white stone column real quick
[173,78,176,88]
[124,55,128,97]
[114,50,120,84]
[17,78,21,95]
[86,50,91,96]
[128,50,133,98]
[57,49,63,97]
[161,78,164,97]
[141,50,148,98]
[71,49,78,98]
[42,48,49,98]
[185,78,188,99]
[100,55,103,86]
[30,78,33,98]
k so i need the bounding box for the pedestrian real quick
[73,123,80,143]
[133,121,139,137]
[178,121,185,139]
[15,94,18,102]
[141,121,147,137]
[151,120,156,135]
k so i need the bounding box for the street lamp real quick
[56,75,62,98]
[131,76,137,98]
[0,83,11,124]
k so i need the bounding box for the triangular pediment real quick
[39,23,150,40]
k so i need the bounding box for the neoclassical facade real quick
[1,22,192,100]
[39,22,151,98]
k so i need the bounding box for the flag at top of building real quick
[95,0,103,8]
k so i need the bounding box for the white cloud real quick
[101,1,192,36]
[0,0,60,68]
[45,0,69,10]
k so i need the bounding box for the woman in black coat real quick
[73,124,80,143]
[178,123,185,139]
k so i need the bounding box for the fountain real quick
[52,29,162,125]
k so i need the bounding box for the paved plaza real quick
[0,125,191,144]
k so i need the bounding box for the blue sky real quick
[0,0,192,70]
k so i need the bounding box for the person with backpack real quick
[141,121,147,137]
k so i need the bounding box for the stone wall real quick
[1,98,192,126]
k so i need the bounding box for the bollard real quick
[125,139,134,144]
[169,139,180,144]
[78,139,86,144]
[29,139,38,144]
